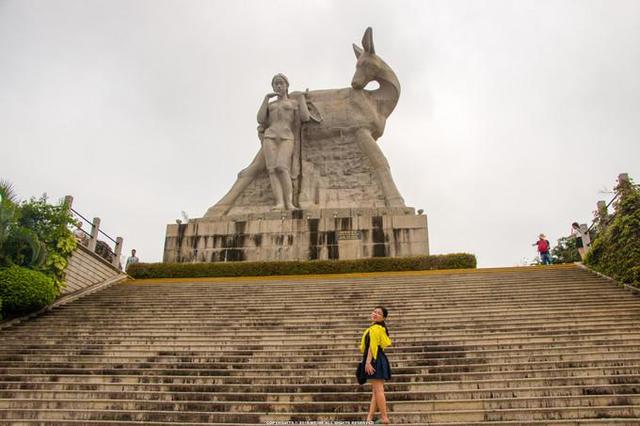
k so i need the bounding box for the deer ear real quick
[352,43,363,59]
[362,27,375,54]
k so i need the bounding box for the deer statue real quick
[205,27,405,217]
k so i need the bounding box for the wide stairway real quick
[1,264,640,425]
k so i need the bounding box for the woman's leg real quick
[366,389,377,421]
[371,380,389,423]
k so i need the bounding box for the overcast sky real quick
[2,0,639,267]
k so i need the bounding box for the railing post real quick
[87,217,101,252]
[596,200,608,228]
[618,173,629,184]
[64,195,73,210]
[113,237,123,269]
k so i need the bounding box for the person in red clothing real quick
[533,233,552,265]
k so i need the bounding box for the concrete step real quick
[2,384,640,402]
[2,405,640,423]
[2,357,640,377]
[4,317,639,336]
[3,394,640,412]
[2,265,640,423]
[3,374,639,392]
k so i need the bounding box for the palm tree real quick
[0,180,46,268]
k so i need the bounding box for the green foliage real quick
[0,183,47,268]
[551,236,581,264]
[128,253,477,279]
[585,178,640,286]
[0,265,56,316]
[18,196,77,290]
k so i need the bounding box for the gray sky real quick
[2,0,639,267]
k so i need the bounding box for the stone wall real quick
[164,207,428,263]
[62,244,123,296]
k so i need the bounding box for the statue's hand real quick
[265,93,278,99]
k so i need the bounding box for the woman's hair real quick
[572,222,580,228]
[271,73,289,90]
[374,305,390,337]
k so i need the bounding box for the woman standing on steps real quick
[359,306,392,424]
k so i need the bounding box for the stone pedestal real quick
[163,207,428,263]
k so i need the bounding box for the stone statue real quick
[205,27,405,217]
[166,28,429,263]
[258,73,311,210]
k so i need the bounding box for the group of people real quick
[534,222,592,265]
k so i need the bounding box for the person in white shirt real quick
[571,222,591,260]
[125,249,139,271]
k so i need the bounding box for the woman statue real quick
[257,73,311,210]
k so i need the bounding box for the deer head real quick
[350,27,401,117]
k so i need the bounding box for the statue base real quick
[163,207,429,263]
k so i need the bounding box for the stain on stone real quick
[308,219,320,260]
[327,231,338,259]
[252,234,263,247]
[372,216,387,257]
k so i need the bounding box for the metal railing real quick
[65,195,123,270]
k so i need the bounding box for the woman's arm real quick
[257,94,275,125]
[297,91,311,123]
[365,347,375,374]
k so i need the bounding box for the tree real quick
[0,181,46,268]
[551,236,581,264]
[585,177,640,286]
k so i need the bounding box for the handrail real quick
[586,192,618,234]
[585,173,636,234]
[70,207,118,245]
[65,196,123,270]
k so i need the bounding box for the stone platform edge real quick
[126,263,580,284]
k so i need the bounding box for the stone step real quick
[1,405,640,423]
[2,383,640,401]
[4,365,640,384]
[3,374,639,391]
[2,331,639,350]
[0,353,640,375]
[71,285,629,301]
[3,394,640,412]
[43,302,640,319]
[2,265,640,423]
[2,349,637,368]
[1,419,640,426]
[10,313,640,330]
[4,338,640,356]
[4,316,638,335]
[2,347,639,366]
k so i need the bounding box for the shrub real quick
[128,253,477,279]
[0,182,47,269]
[18,195,77,291]
[0,265,57,316]
[585,177,640,286]
[551,236,581,264]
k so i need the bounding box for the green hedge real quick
[585,178,640,286]
[128,253,476,279]
[0,265,57,316]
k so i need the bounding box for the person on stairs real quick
[533,234,552,265]
[359,306,392,424]
[571,222,591,260]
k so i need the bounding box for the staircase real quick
[1,264,640,425]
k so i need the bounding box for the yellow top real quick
[359,323,392,360]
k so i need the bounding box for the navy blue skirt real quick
[366,349,391,381]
